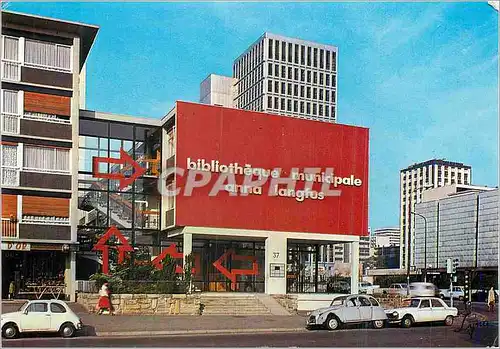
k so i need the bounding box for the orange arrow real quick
[212,249,259,290]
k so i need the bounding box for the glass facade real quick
[77,118,162,278]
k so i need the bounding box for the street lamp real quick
[411,211,427,282]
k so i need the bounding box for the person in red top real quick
[97,282,112,315]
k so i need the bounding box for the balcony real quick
[1,167,20,186]
[2,218,18,238]
[2,60,21,81]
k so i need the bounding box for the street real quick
[2,325,496,347]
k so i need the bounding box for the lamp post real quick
[411,211,427,282]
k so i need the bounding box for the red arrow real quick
[92,148,146,190]
[212,249,259,290]
[92,226,134,275]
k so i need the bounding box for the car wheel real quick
[2,323,19,339]
[401,315,413,328]
[59,323,76,338]
[444,315,454,326]
[325,315,341,331]
[372,320,385,329]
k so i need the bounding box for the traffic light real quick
[464,272,470,301]
[452,258,459,274]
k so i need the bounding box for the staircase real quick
[200,293,290,316]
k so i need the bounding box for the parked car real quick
[385,297,458,328]
[387,283,408,296]
[409,282,439,297]
[439,286,465,300]
[1,300,83,339]
[306,294,387,330]
[359,282,380,295]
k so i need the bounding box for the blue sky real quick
[8,2,499,230]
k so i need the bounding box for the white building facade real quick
[400,159,471,271]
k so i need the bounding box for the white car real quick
[387,283,408,296]
[306,294,388,330]
[409,282,439,297]
[385,297,458,328]
[1,299,83,339]
[359,282,380,295]
[440,286,465,300]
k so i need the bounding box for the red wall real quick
[174,101,369,236]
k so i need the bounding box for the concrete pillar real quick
[350,240,359,294]
[183,233,193,260]
[65,251,76,302]
[265,234,287,294]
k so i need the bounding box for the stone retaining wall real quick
[77,293,201,315]
[272,294,298,313]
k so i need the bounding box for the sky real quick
[7,2,499,230]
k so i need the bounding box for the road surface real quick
[2,325,494,347]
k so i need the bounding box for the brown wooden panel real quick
[21,66,72,89]
[20,119,71,140]
[24,91,71,117]
[2,194,17,218]
[20,172,71,190]
[22,196,69,217]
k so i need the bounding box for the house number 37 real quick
[273,252,280,259]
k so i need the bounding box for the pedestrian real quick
[488,287,496,312]
[8,281,15,300]
[97,282,112,315]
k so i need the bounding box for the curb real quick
[95,327,306,337]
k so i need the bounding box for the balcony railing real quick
[2,218,18,238]
[1,113,20,134]
[1,167,20,186]
[2,60,21,81]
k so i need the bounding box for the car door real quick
[430,298,447,321]
[21,302,50,332]
[416,299,433,322]
[357,296,373,322]
[342,296,361,322]
[49,302,68,331]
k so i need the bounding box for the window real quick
[275,81,279,92]
[280,98,285,110]
[319,73,324,85]
[27,302,48,313]
[267,96,273,109]
[300,86,305,97]
[288,67,292,79]
[293,100,298,112]
[313,72,318,84]
[294,44,299,63]
[306,102,311,114]
[274,64,279,77]
[307,71,311,83]
[287,83,292,96]
[288,43,292,62]
[268,80,273,92]
[50,303,67,313]
[332,75,336,87]
[268,63,272,75]
[307,47,311,66]
[281,41,286,61]
[2,89,19,133]
[325,106,329,117]
[25,39,71,71]
[3,36,19,61]
[332,52,337,71]
[294,68,299,81]
[431,299,444,308]
[300,102,305,113]
[319,49,324,69]
[281,66,286,78]
[281,82,286,94]
[300,45,305,65]
[313,48,318,67]
[326,74,330,86]
[268,39,273,59]
[358,296,371,307]
[331,90,336,101]
[293,84,298,96]
[325,90,330,102]
[326,51,331,70]
[306,87,311,98]
[23,145,70,173]
[313,88,317,99]
[319,104,323,116]
[300,69,305,82]
[419,300,431,308]
[312,103,317,115]
[287,99,292,111]
[166,128,175,158]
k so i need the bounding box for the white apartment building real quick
[200,74,237,108]
[400,159,471,270]
[372,227,400,248]
[233,33,338,122]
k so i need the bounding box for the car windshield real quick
[17,301,29,312]
[408,299,420,307]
